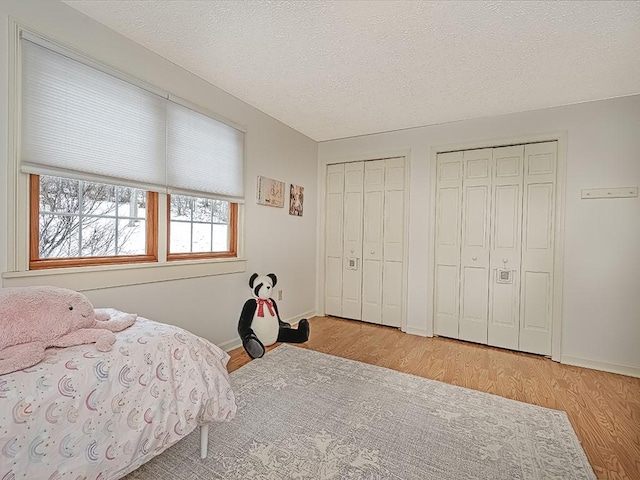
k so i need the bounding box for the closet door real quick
[325,164,344,316]
[341,162,364,320]
[325,158,406,328]
[362,160,385,324]
[488,145,524,349]
[382,157,405,327]
[519,142,557,355]
[459,149,492,344]
[434,152,463,338]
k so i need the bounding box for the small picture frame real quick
[256,176,285,208]
[289,184,304,216]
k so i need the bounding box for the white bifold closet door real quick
[362,160,385,324]
[325,158,405,327]
[325,164,345,316]
[434,151,463,338]
[519,142,558,355]
[381,158,406,327]
[341,162,365,320]
[434,141,557,356]
[459,148,492,344]
[488,145,525,350]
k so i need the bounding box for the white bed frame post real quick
[200,424,209,459]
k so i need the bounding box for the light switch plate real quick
[581,187,638,199]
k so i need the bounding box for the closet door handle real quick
[472,256,478,261]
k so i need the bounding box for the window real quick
[168,195,237,259]
[30,175,158,269]
[18,29,245,271]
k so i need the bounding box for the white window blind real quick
[20,32,245,201]
[21,37,167,191]
[167,99,244,202]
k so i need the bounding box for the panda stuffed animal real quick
[238,273,310,359]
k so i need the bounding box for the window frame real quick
[5,22,245,284]
[29,175,159,270]
[166,195,238,261]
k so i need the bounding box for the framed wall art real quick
[256,175,285,208]
[289,184,304,216]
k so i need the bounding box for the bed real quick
[0,309,237,480]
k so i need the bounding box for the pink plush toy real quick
[0,286,136,375]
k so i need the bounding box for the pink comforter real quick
[0,310,237,479]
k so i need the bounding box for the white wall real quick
[0,0,318,348]
[319,95,640,376]
[1,1,637,377]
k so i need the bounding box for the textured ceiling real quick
[64,1,640,142]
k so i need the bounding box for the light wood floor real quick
[227,316,640,480]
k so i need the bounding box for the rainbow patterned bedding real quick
[0,309,237,480]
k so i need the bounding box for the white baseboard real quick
[561,355,640,378]
[288,310,316,326]
[219,337,242,352]
[403,325,429,337]
[219,309,315,353]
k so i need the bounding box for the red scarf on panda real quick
[257,298,275,317]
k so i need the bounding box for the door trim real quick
[428,133,567,362]
[317,149,411,333]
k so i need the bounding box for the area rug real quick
[125,344,595,479]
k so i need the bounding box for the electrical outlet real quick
[277,290,283,301]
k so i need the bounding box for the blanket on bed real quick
[0,310,237,480]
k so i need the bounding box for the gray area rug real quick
[125,344,595,479]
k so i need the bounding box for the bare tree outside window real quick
[38,176,147,258]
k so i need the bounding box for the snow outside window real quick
[168,194,235,258]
